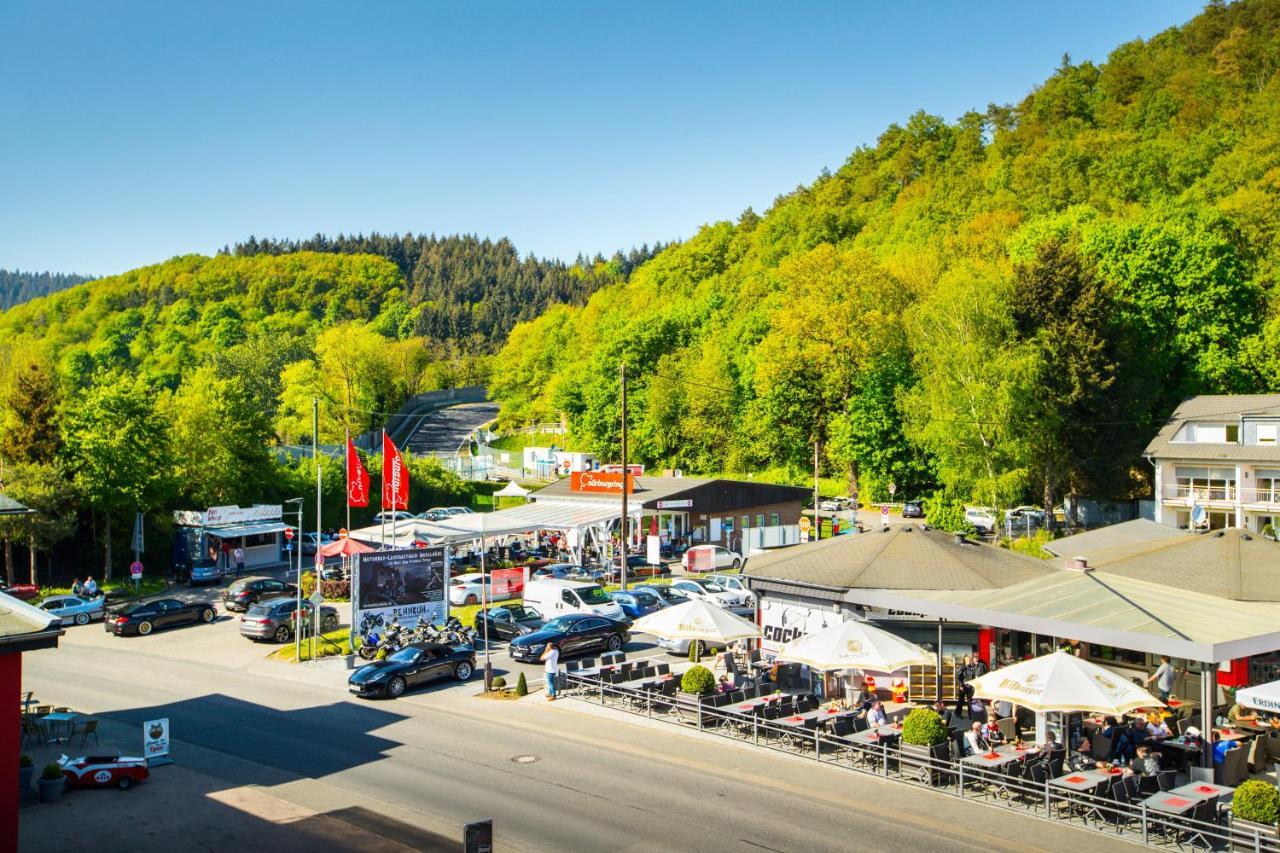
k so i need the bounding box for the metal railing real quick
[563,670,1280,851]
[1162,485,1238,502]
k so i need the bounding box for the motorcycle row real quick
[356,616,478,661]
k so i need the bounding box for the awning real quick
[842,568,1280,663]
[348,502,622,547]
[204,522,291,539]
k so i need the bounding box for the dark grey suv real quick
[239,597,340,643]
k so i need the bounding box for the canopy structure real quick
[629,599,761,644]
[320,537,374,558]
[1236,680,1280,713]
[967,650,1164,715]
[775,620,933,672]
[493,481,530,498]
[204,521,293,539]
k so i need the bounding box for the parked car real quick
[530,563,580,581]
[105,598,216,636]
[670,578,747,609]
[521,579,625,620]
[817,499,842,512]
[445,506,473,515]
[58,753,148,789]
[417,508,451,522]
[704,573,756,607]
[681,544,744,572]
[508,613,630,663]
[373,511,416,525]
[448,572,517,606]
[964,507,997,535]
[37,594,106,626]
[348,642,476,698]
[1004,505,1046,524]
[0,584,39,601]
[603,554,668,583]
[474,604,546,641]
[187,557,225,584]
[223,576,298,612]
[299,532,334,556]
[240,597,340,643]
[901,500,924,519]
[610,589,662,620]
[632,584,691,608]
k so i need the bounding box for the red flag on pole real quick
[346,438,370,507]
[382,434,409,511]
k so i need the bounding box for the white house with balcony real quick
[1144,395,1280,533]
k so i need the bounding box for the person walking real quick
[541,641,561,701]
[233,545,245,579]
[1145,655,1181,702]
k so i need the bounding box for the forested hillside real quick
[227,233,659,345]
[0,269,93,309]
[491,0,1280,514]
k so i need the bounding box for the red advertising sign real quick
[600,463,644,475]
[490,567,525,599]
[569,471,635,494]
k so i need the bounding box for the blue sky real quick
[0,1,1205,276]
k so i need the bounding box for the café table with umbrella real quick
[628,598,761,647]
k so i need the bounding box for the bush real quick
[901,708,949,746]
[924,491,975,535]
[1264,523,1277,540]
[681,664,716,696]
[19,755,32,767]
[1233,779,1280,825]
[491,676,507,690]
[299,574,351,600]
[514,672,528,697]
[40,763,63,780]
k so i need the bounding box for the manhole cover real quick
[510,755,539,764]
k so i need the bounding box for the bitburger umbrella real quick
[966,650,1163,715]
[775,619,933,672]
[628,598,761,645]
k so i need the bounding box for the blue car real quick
[610,589,662,620]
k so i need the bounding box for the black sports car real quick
[508,613,630,663]
[474,604,546,641]
[348,642,476,698]
[105,598,217,636]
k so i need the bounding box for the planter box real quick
[1230,817,1280,852]
[674,693,721,728]
[18,765,33,792]
[899,741,951,786]
[37,777,64,803]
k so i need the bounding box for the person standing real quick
[1145,655,1180,702]
[233,545,245,579]
[541,642,561,701]
[955,655,975,718]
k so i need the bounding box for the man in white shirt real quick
[233,546,245,578]
[541,642,561,701]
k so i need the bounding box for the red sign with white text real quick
[570,471,635,494]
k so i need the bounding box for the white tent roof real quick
[494,481,531,497]
[966,650,1164,715]
[348,501,620,547]
[1236,680,1280,713]
[629,599,761,643]
[776,620,933,672]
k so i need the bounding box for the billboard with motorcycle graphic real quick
[354,547,448,637]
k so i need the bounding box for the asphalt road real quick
[21,616,1129,853]
[403,402,500,455]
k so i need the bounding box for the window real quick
[1227,424,1239,443]
[1259,425,1278,445]
[769,513,780,527]
[579,618,608,631]
[561,590,577,605]
[1087,645,1147,668]
[755,514,764,528]
[244,532,276,547]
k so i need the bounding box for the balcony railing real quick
[1161,485,1237,502]
[1239,487,1280,505]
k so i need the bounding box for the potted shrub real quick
[19,754,33,792]
[37,763,65,803]
[1231,779,1280,846]
[677,664,717,726]
[490,676,507,692]
[898,708,952,786]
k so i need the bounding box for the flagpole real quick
[380,428,387,551]
[345,425,351,536]
[313,396,322,664]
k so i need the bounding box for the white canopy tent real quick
[493,481,530,498]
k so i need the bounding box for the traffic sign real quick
[308,591,324,606]
[284,527,294,540]
[888,482,897,496]
[881,505,890,518]
[285,542,293,552]
[799,516,811,532]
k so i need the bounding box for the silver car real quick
[38,594,106,626]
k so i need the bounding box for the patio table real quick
[1141,790,1205,815]
[962,744,1038,769]
[1171,781,1234,804]
[1050,768,1121,792]
[39,711,78,744]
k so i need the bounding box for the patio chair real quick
[851,715,869,733]
[1156,769,1177,791]
[580,658,596,670]
[20,718,46,747]
[995,717,1017,742]
[1177,799,1219,850]
[1216,743,1249,786]
[655,663,670,676]
[1176,716,1196,737]
[797,695,819,713]
[75,719,99,747]
[1091,731,1113,760]
[1246,734,1267,774]
[1190,766,1214,784]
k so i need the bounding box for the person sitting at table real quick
[852,686,875,711]
[1132,744,1161,776]
[981,712,1005,745]
[1212,731,1238,766]
[963,720,986,756]
[866,700,888,727]
[1145,713,1172,740]
[1036,730,1065,768]
[1114,718,1147,763]
[932,699,955,729]
[1227,699,1260,726]
[716,673,732,693]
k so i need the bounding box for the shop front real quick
[172,504,292,575]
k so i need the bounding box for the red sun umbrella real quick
[319,537,374,558]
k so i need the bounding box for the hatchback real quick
[240,597,341,643]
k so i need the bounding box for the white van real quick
[522,579,625,620]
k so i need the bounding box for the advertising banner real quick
[143,718,170,758]
[490,567,524,600]
[353,547,447,633]
[569,471,634,494]
[760,600,845,653]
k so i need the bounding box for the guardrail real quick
[563,669,1279,852]
[353,386,488,450]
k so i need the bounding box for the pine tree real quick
[1,363,60,465]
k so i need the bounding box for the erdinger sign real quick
[570,471,635,494]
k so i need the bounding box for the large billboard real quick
[353,547,448,633]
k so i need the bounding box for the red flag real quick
[382,434,409,511]
[346,438,370,507]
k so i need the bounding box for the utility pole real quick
[620,362,629,591]
[813,439,821,542]
[286,497,303,662]
[313,397,322,664]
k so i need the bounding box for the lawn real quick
[36,575,169,603]
[487,432,562,452]
[268,627,354,662]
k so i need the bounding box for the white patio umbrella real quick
[966,650,1163,715]
[1236,679,1280,713]
[628,598,761,645]
[775,619,933,672]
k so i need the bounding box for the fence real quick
[562,667,1280,852]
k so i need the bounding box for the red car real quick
[58,753,149,789]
